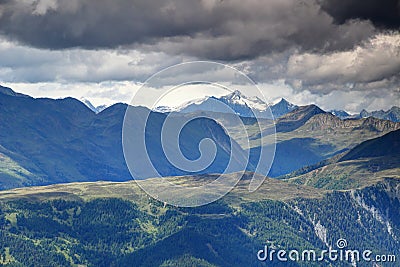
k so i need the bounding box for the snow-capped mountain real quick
[154,90,298,119]
[180,90,262,117]
[80,98,108,114]
[270,98,298,118]
[330,110,351,120]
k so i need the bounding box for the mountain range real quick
[155,90,298,119]
[329,107,400,122]
[0,85,399,188]
[154,89,400,123]
[0,86,250,189]
[360,106,400,122]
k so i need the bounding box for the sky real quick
[0,0,399,113]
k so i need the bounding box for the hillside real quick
[0,172,397,266]
[286,129,400,190]
[340,129,400,161]
[274,113,400,152]
[245,112,400,177]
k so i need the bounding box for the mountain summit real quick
[80,98,108,114]
[155,91,297,119]
[270,98,298,118]
[330,109,351,119]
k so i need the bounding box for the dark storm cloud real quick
[320,0,400,29]
[0,0,377,60]
[0,0,212,49]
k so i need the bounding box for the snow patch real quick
[351,191,396,239]
[313,220,329,247]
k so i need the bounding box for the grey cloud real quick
[320,0,400,29]
[285,34,400,92]
[0,38,186,83]
[239,33,400,95]
[0,0,220,49]
[0,0,377,60]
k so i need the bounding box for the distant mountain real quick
[0,85,30,98]
[177,91,256,117]
[329,109,351,119]
[360,106,400,122]
[258,104,329,177]
[80,98,108,114]
[155,91,297,119]
[275,104,326,132]
[270,98,298,118]
[0,87,247,189]
[298,113,399,133]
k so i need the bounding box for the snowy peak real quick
[153,105,176,113]
[275,98,289,105]
[153,91,298,119]
[80,98,108,114]
[274,98,296,109]
[178,90,270,118]
[223,90,242,100]
[270,98,298,118]
[330,110,351,120]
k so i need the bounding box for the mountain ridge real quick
[80,98,109,114]
[284,128,400,190]
[155,91,298,119]
[0,89,249,188]
[0,85,30,98]
[340,128,400,161]
[360,106,400,122]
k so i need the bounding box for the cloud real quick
[235,33,400,94]
[286,33,400,92]
[0,0,376,60]
[320,0,400,29]
[0,38,187,83]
